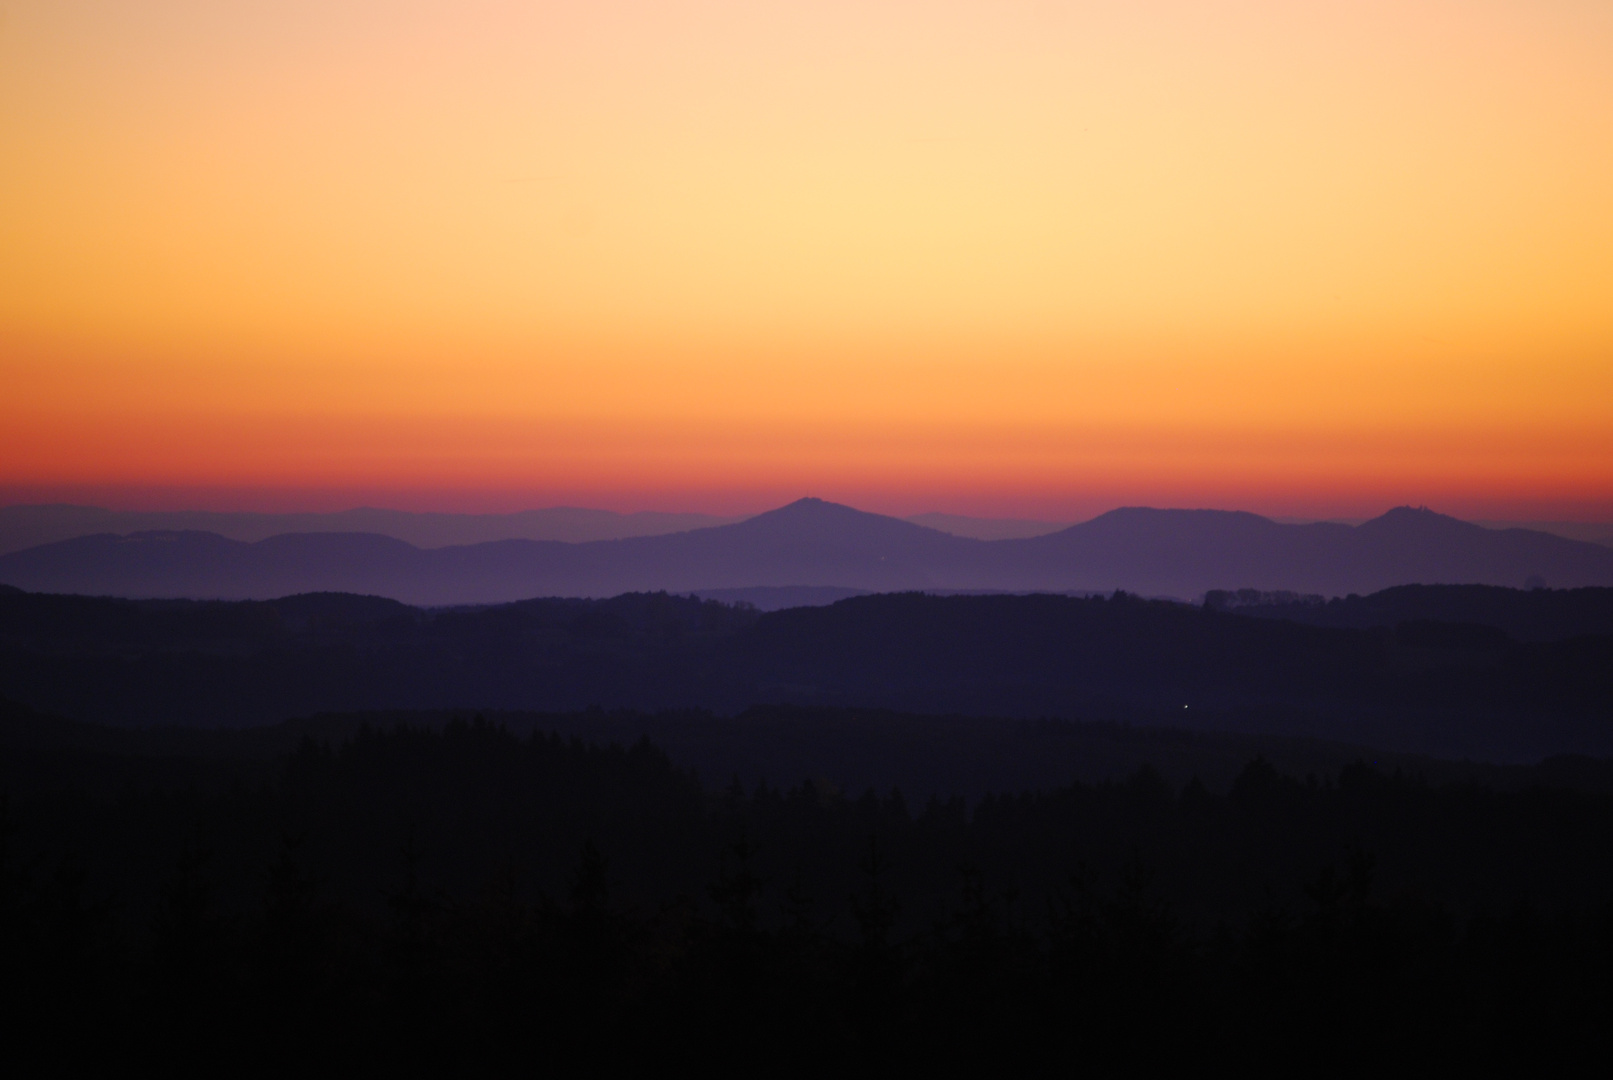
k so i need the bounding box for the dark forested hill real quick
[3,499,1611,605]
[1208,583,1613,642]
[2,585,1610,761]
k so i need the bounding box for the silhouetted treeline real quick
[4,716,1612,1071]
[4,586,1613,760]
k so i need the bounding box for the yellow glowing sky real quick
[3,0,1611,518]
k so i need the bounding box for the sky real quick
[3,0,1611,521]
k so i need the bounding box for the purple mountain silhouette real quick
[0,498,1609,605]
[0,503,740,554]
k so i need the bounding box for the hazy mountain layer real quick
[0,503,742,554]
[2,499,1611,605]
[903,511,1071,539]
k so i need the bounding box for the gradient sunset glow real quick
[4,1,1611,520]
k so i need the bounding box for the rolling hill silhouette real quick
[3,585,1611,760]
[1210,583,1613,642]
[0,502,740,554]
[1,498,1610,605]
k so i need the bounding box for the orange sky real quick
[3,0,1611,520]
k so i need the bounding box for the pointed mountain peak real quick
[1358,506,1480,534]
[750,497,891,522]
[774,496,836,512]
[732,498,951,542]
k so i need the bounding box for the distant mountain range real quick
[0,503,1077,554]
[1,498,1611,605]
[7,502,1606,557]
[0,503,743,554]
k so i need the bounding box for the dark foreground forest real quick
[4,705,1612,1073]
